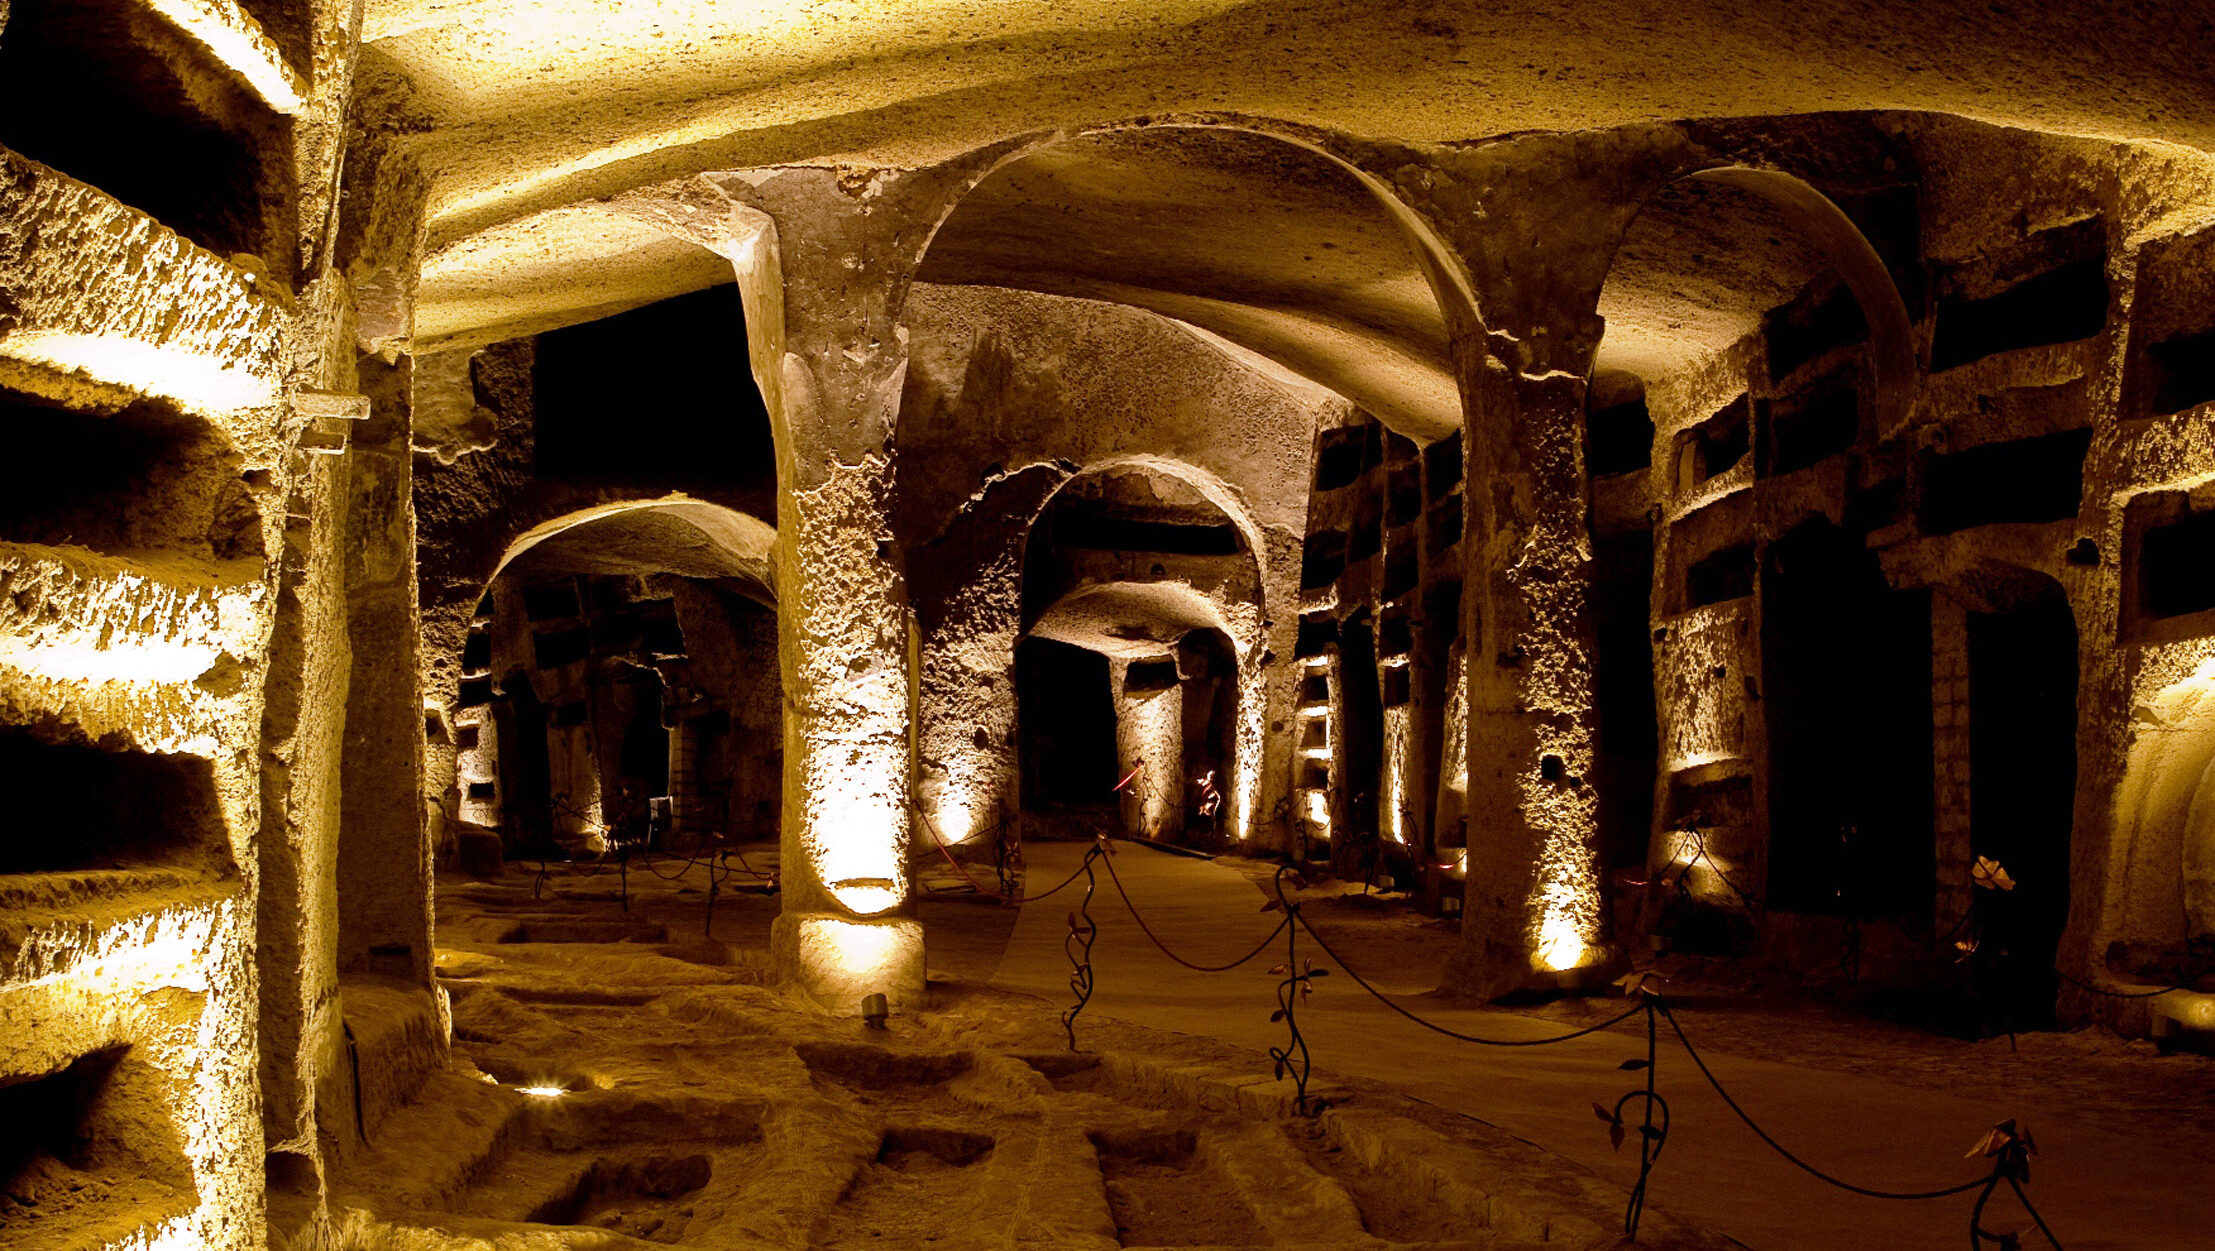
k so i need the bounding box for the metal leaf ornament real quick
[1972,856,2016,891]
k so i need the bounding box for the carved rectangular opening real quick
[1683,543,1755,611]
[1382,541,1418,602]
[1930,255,2109,372]
[0,0,291,267]
[1765,283,1868,383]
[1300,531,1346,590]
[1426,498,1463,555]
[1919,428,2092,534]
[1423,430,1462,499]
[0,1047,194,1250]
[2142,326,2215,416]
[532,627,592,670]
[2138,509,2215,621]
[1386,465,1423,528]
[521,583,582,622]
[0,729,225,876]
[0,387,252,564]
[1314,426,1367,491]
[1759,375,1859,479]
[1295,617,1337,658]
[1676,397,1750,490]
[1346,501,1384,563]
[1123,659,1179,694]
[1586,395,1655,478]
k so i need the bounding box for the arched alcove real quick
[435,500,777,864]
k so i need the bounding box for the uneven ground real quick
[322,841,2215,1250]
[323,854,1725,1250]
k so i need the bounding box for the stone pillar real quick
[337,355,434,985]
[707,165,995,1011]
[1447,357,1607,993]
[1931,595,1975,935]
[1114,658,1186,842]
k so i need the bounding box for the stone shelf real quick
[0,147,286,438]
[0,541,263,754]
[135,0,308,116]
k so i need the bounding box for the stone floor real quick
[987,842,2215,1251]
[320,842,2214,1251]
[322,858,1727,1250]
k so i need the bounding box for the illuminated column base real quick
[772,912,926,1013]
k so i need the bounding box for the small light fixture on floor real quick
[861,992,889,1030]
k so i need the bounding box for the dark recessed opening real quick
[1386,465,1423,528]
[466,781,497,801]
[1315,427,1367,491]
[1051,513,1243,556]
[1931,256,2109,372]
[1587,396,1655,478]
[456,677,494,708]
[2139,509,2215,620]
[0,388,247,561]
[1378,616,1413,658]
[532,627,593,670]
[1124,659,1180,694]
[1759,376,1859,479]
[1295,617,1337,658]
[640,613,687,657]
[0,1046,193,1246]
[521,583,582,622]
[1300,672,1330,705]
[1382,665,1411,708]
[0,0,289,267]
[0,730,224,876]
[1384,430,1419,464]
[1765,284,1869,383]
[1919,428,2092,535]
[533,285,774,497]
[461,632,492,673]
[590,613,644,654]
[1301,531,1347,590]
[1679,398,1750,488]
[2143,326,2215,416]
[1383,542,1418,601]
[1424,431,1463,499]
[1347,505,1383,563]
[1684,543,1755,610]
[1019,638,1117,808]
[1426,498,1463,555]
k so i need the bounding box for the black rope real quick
[2054,966,2204,1000]
[1294,916,1648,1046]
[1658,1001,1985,1201]
[1096,846,1289,972]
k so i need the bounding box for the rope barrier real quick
[1096,845,1290,973]
[492,820,2080,1247]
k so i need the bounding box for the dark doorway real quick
[496,671,556,857]
[1334,618,1384,878]
[1763,519,1934,917]
[1967,582,2078,1025]
[1017,637,1119,813]
[1592,532,1659,879]
[1177,630,1239,850]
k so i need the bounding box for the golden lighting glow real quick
[516,1085,567,1099]
[0,637,223,686]
[1383,704,1412,848]
[1536,912,1591,973]
[144,0,306,112]
[1,330,278,413]
[827,878,903,917]
[799,915,919,994]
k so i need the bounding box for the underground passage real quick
[4,4,2215,1249]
